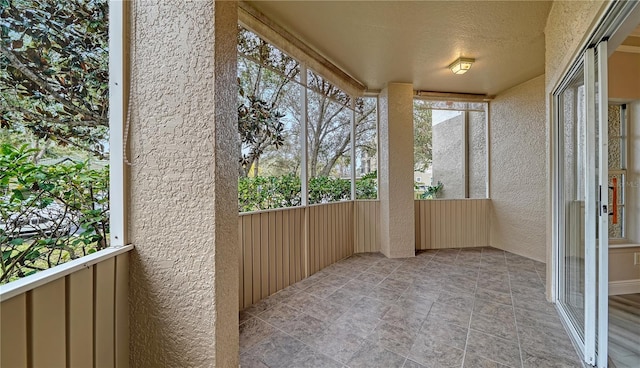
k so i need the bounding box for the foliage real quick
[413,100,433,172]
[0,143,109,284]
[418,181,443,199]
[1,0,109,158]
[238,171,378,212]
[238,173,301,212]
[237,27,377,180]
[237,27,299,177]
[237,92,285,176]
[356,170,378,200]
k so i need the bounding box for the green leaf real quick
[9,238,24,246]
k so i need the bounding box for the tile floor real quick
[239,247,583,368]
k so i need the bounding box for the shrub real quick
[0,144,109,283]
[238,171,377,212]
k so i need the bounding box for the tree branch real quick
[10,105,107,128]
[1,44,107,124]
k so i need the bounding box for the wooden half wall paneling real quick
[238,202,355,310]
[354,200,380,253]
[0,252,130,368]
[415,199,490,249]
[307,202,354,275]
[238,207,305,310]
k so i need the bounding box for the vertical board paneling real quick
[1,293,27,368]
[251,214,261,304]
[268,211,276,295]
[282,210,290,289]
[296,208,304,282]
[115,254,129,368]
[275,210,283,291]
[31,277,66,368]
[68,267,94,367]
[1,252,130,368]
[354,200,380,253]
[414,199,490,249]
[238,217,244,309]
[95,256,115,368]
[238,203,360,310]
[243,216,253,308]
[260,214,269,299]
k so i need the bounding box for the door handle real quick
[611,177,618,224]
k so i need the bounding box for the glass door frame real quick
[553,49,597,365]
[553,3,639,367]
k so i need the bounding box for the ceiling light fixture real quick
[448,57,475,75]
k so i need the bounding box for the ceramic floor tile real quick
[240,353,270,368]
[283,345,343,368]
[240,317,276,351]
[403,358,427,368]
[326,287,365,307]
[302,297,349,322]
[475,287,513,306]
[367,321,417,356]
[415,319,468,351]
[340,279,377,296]
[470,311,518,341]
[280,314,328,345]
[368,285,406,304]
[237,248,586,368]
[347,340,406,368]
[520,348,582,368]
[465,329,522,368]
[381,304,429,333]
[463,352,513,368]
[313,329,366,364]
[426,301,473,328]
[334,308,384,339]
[303,281,340,299]
[257,303,304,329]
[247,331,307,367]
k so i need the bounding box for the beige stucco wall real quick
[432,115,464,198]
[469,111,487,199]
[128,1,239,367]
[544,0,609,297]
[379,83,416,258]
[431,112,486,199]
[490,75,547,262]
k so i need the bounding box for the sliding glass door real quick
[555,41,609,367]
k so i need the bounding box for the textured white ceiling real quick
[246,0,553,95]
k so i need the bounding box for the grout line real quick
[505,251,526,368]
[460,248,481,368]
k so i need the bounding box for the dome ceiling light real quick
[448,57,475,75]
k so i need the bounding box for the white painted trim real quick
[485,102,491,199]
[109,0,126,246]
[0,245,134,302]
[584,47,597,365]
[556,302,586,358]
[609,279,640,295]
[350,98,356,200]
[300,63,308,207]
[596,40,609,368]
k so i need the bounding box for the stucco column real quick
[379,83,416,258]
[128,1,238,367]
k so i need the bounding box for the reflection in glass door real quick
[557,62,589,346]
